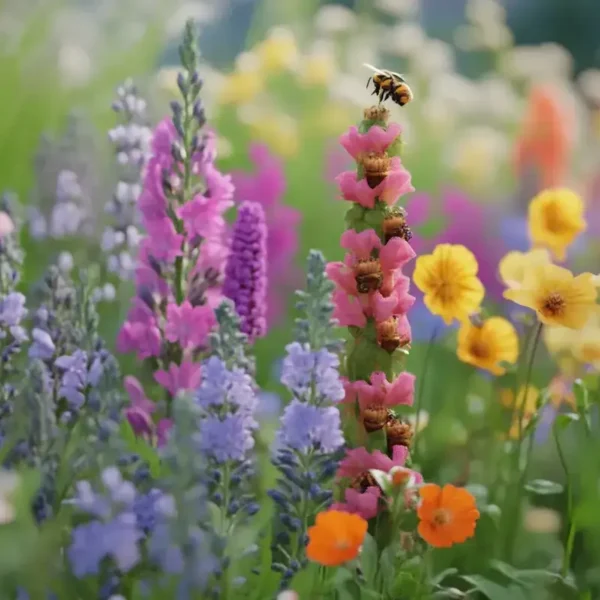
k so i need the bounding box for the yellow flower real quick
[500,385,540,413]
[413,244,485,325]
[249,114,299,157]
[255,28,298,74]
[501,386,540,440]
[298,53,336,87]
[498,248,551,290]
[457,317,519,375]
[218,70,263,106]
[504,263,597,329]
[528,188,586,261]
[573,312,600,370]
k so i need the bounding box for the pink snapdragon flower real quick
[343,371,415,410]
[336,445,409,480]
[340,123,402,159]
[337,159,414,208]
[154,361,202,396]
[330,486,381,520]
[164,301,216,349]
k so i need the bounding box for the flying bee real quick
[364,63,413,107]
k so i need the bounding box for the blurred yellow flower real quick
[502,386,540,440]
[573,312,600,370]
[298,52,336,87]
[249,114,299,157]
[500,385,540,414]
[457,317,519,375]
[528,188,586,261]
[218,69,263,106]
[413,244,485,325]
[255,27,298,74]
[504,263,597,329]
[309,102,355,136]
[498,248,551,291]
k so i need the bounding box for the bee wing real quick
[388,71,407,82]
[363,63,389,76]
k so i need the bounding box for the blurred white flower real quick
[277,592,299,600]
[447,126,509,188]
[0,471,19,525]
[343,26,382,73]
[315,4,357,35]
[420,97,458,136]
[501,44,573,82]
[407,410,429,433]
[166,2,220,38]
[427,72,479,113]
[58,44,92,87]
[384,22,427,57]
[524,507,561,534]
[374,0,419,18]
[465,0,506,27]
[476,76,522,122]
[578,69,600,105]
[57,251,74,273]
[328,73,370,108]
[410,39,455,75]
[235,51,262,73]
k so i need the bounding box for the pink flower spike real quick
[391,275,416,314]
[116,321,162,360]
[125,407,154,438]
[326,262,357,295]
[341,377,358,404]
[178,194,226,240]
[380,237,416,271]
[144,218,184,263]
[340,229,382,259]
[154,361,202,396]
[337,446,407,480]
[339,123,402,159]
[391,445,409,465]
[371,292,398,322]
[332,289,366,328]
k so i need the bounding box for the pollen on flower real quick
[362,404,389,432]
[376,317,404,353]
[362,152,392,187]
[354,259,383,293]
[433,508,452,526]
[541,292,565,317]
[364,105,390,122]
[383,209,412,243]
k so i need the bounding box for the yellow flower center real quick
[469,339,491,360]
[433,508,451,526]
[543,203,568,234]
[541,292,566,317]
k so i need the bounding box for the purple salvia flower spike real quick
[223,201,268,343]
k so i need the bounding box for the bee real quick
[364,63,413,107]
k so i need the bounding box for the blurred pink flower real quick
[230,143,301,327]
[340,123,402,159]
[336,445,409,480]
[0,212,14,238]
[164,301,216,349]
[330,486,381,520]
[154,361,202,396]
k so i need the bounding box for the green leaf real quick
[390,571,420,598]
[573,379,589,413]
[359,533,378,586]
[490,560,562,588]
[524,479,564,496]
[119,420,162,478]
[554,413,580,430]
[460,575,514,599]
[431,568,459,586]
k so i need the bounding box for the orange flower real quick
[306,510,368,566]
[513,85,573,189]
[417,484,480,548]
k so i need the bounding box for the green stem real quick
[554,425,575,577]
[505,322,543,561]
[412,327,439,462]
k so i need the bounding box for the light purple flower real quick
[28,328,55,360]
[277,400,344,454]
[55,350,88,409]
[223,201,268,342]
[197,413,255,463]
[0,292,27,327]
[280,342,345,404]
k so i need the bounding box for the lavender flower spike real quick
[223,202,267,342]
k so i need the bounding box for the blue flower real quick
[276,400,344,454]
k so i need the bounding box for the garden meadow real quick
[0,0,600,598]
